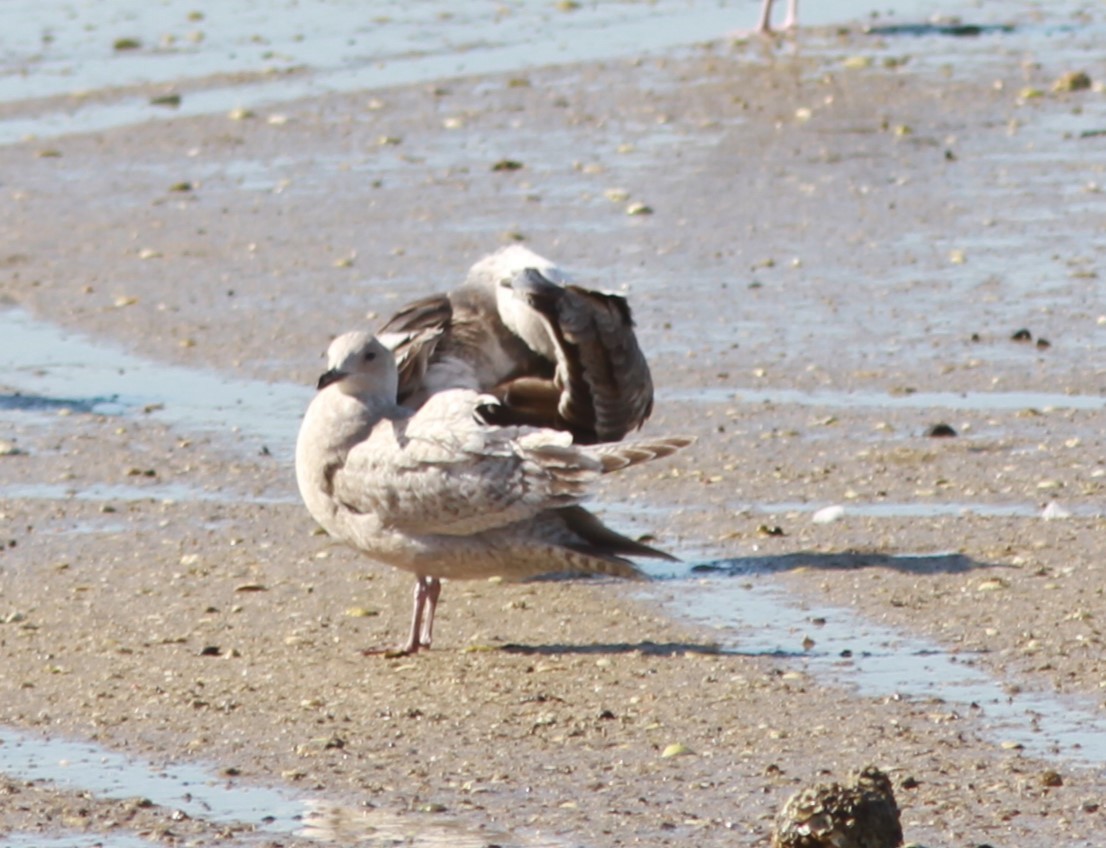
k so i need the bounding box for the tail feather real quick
[589,436,694,473]
[559,505,678,566]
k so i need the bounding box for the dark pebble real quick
[925,423,957,438]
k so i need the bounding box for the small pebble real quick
[925,423,957,438]
[812,505,845,524]
[1041,769,1063,787]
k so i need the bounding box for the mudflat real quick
[2,13,1105,848]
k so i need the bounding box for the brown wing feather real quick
[378,294,454,404]
[513,269,654,443]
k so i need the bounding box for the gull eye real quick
[363,350,376,362]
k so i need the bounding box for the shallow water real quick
[0,480,297,506]
[744,499,1099,519]
[0,836,159,848]
[665,385,1106,412]
[647,562,1106,765]
[0,727,546,847]
[0,307,309,461]
[0,0,1072,144]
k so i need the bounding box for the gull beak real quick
[316,368,346,390]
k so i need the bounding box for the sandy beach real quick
[3,3,1106,845]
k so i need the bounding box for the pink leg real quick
[361,576,443,657]
[418,577,441,649]
[755,0,799,34]
[782,0,799,30]
[399,576,430,655]
[754,0,774,33]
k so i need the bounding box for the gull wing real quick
[486,269,654,443]
[331,391,601,536]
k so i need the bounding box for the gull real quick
[755,0,799,33]
[376,245,654,444]
[295,331,691,655]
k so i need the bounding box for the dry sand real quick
[2,16,1106,848]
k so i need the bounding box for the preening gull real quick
[295,331,691,655]
[377,245,654,444]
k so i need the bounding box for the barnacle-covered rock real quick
[773,765,904,848]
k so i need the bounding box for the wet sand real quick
[3,10,1106,848]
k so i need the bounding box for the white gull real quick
[376,245,654,445]
[294,331,690,655]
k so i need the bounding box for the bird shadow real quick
[863,22,1016,38]
[499,640,724,657]
[500,549,1003,657]
[682,549,1000,578]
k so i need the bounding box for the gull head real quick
[495,268,559,361]
[316,331,398,400]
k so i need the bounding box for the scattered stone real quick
[492,159,524,171]
[1010,328,1032,342]
[1053,71,1092,93]
[757,524,786,537]
[1041,769,1063,787]
[1041,502,1071,521]
[345,607,379,617]
[812,505,845,525]
[924,423,957,438]
[150,93,182,107]
[976,578,1009,592]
